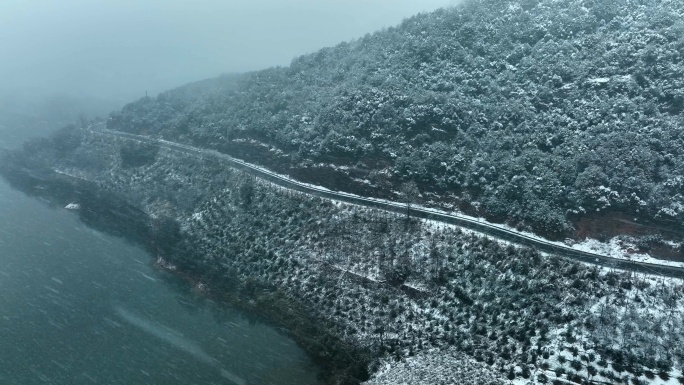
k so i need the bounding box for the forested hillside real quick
[5,124,684,384]
[108,0,684,240]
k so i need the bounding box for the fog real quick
[1,0,451,104]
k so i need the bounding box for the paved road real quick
[88,124,684,279]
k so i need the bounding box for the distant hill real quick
[108,0,684,241]
[0,92,122,148]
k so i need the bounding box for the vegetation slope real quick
[107,0,684,243]
[2,125,684,385]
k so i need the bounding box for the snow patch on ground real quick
[364,348,506,385]
[572,237,684,268]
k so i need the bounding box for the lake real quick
[0,177,322,385]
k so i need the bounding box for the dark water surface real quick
[0,177,322,385]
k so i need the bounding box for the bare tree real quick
[400,181,419,220]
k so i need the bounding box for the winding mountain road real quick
[89,123,684,279]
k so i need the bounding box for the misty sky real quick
[0,0,451,102]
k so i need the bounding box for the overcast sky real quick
[0,0,451,103]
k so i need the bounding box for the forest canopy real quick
[108,0,684,239]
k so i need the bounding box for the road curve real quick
[88,124,684,279]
